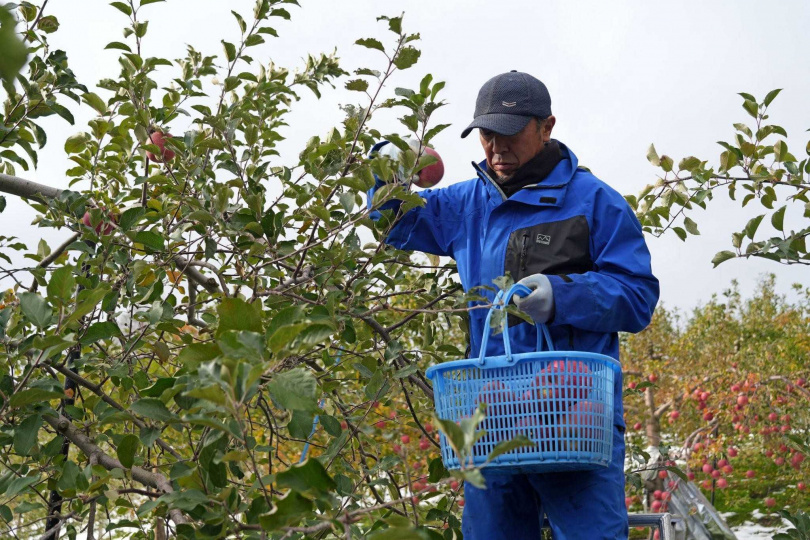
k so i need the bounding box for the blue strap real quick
[477,284,555,366]
[299,350,342,463]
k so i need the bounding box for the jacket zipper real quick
[520,233,530,274]
[472,161,507,201]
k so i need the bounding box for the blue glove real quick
[513,274,555,324]
[367,141,404,221]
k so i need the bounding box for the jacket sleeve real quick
[547,186,659,334]
[380,185,466,257]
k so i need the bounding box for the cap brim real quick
[460,114,533,138]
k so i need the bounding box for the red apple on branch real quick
[413,145,444,188]
[146,129,175,163]
[82,208,118,235]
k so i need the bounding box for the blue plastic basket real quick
[425,284,620,474]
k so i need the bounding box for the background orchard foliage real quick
[621,277,810,531]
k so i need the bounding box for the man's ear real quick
[542,116,556,142]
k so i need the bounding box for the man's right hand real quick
[366,141,406,220]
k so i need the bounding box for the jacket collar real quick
[473,141,579,208]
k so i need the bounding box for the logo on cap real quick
[502,101,517,107]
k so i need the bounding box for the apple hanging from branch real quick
[146,128,175,163]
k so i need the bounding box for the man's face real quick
[479,116,556,180]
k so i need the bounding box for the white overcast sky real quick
[2,0,809,314]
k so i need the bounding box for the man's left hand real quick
[513,274,555,324]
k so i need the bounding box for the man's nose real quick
[491,134,509,153]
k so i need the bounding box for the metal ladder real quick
[541,513,681,539]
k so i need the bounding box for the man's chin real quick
[494,171,515,183]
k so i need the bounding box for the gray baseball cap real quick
[460,71,552,138]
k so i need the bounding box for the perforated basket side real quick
[429,351,617,473]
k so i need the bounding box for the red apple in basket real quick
[559,400,605,442]
[522,360,592,409]
[476,381,514,418]
[475,381,515,443]
[514,414,554,452]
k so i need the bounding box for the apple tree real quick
[0,1,479,538]
[629,90,810,267]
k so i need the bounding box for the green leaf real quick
[771,205,787,232]
[393,47,420,70]
[48,102,75,124]
[276,458,336,496]
[774,140,788,162]
[5,475,39,498]
[80,321,122,345]
[711,250,737,267]
[222,40,236,62]
[719,150,738,172]
[104,41,131,51]
[177,343,220,368]
[742,99,758,118]
[244,34,264,47]
[345,79,369,92]
[217,297,263,336]
[118,207,145,231]
[486,435,535,462]
[355,38,384,52]
[259,491,313,530]
[646,144,660,166]
[116,434,140,468]
[47,266,76,303]
[683,217,700,235]
[109,2,132,15]
[268,368,318,411]
[184,384,228,406]
[82,92,108,114]
[320,414,342,437]
[132,230,164,252]
[9,388,64,408]
[763,88,782,107]
[64,133,88,153]
[134,20,148,37]
[268,323,306,353]
[427,457,446,483]
[14,415,44,455]
[65,285,110,325]
[744,214,765,239]
[288,409,315,439]
[18,292,53,328]
[130,398,176,422]
[0,5,28,83]
[433,416,466,458]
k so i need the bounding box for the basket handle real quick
[477,284,555,366]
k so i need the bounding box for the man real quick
[367,71,659,539]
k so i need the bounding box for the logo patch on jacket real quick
[536,234,551,245]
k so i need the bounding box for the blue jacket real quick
[368,141,659,423]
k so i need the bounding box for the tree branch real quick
[42,414,188,526]
[46,362,182,459]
